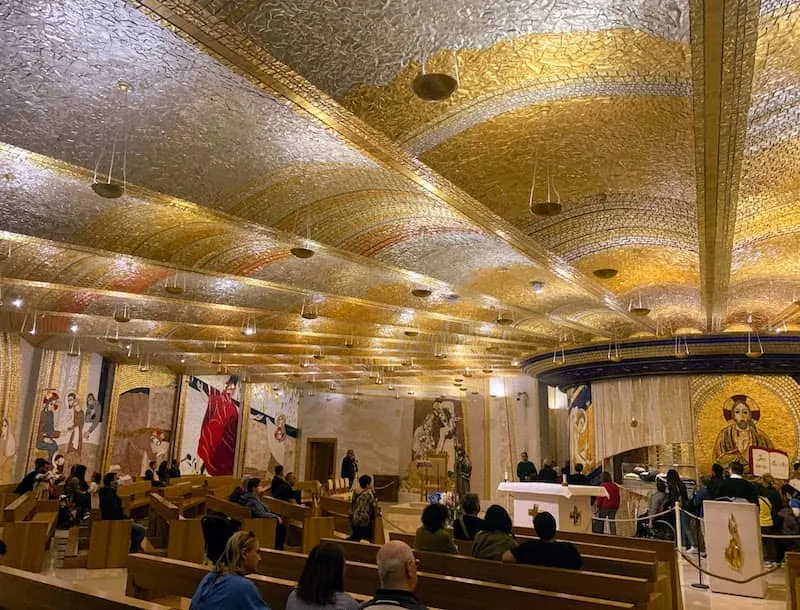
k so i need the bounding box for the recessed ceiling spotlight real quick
[511,359,520,367]
[529,281,545,294]
[69,322,79,333]
[180,356,186,364]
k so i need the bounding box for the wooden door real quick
[306,438,337,485]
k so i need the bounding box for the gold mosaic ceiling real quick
[0,0,798,390]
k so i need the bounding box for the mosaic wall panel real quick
[106,365,178,477]
[27,350,110,476]
[692,374,800,476]
[244,383,298,479]
[178,375,242,476]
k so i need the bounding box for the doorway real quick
[305,438,337,485]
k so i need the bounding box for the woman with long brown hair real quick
[189,531,270,610]
[286,542,358,610]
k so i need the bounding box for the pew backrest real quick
[149,493,180,522]
[205,494,252,521]
[3,492,35,522]
[787,552,800,610]
[0,565,171,610]
[262,495,311,523]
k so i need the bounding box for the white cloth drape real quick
[593,376,693,461]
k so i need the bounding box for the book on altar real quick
[750,447,789,479]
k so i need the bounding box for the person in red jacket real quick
[593,471,620,534]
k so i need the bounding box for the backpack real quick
[201,510,242,563]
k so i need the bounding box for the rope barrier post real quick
[689,509,709,590]
[675,501,682,550]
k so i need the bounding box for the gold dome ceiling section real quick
[729,2,800,331]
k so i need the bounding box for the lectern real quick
[497,482,608,532]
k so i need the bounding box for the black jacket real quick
[14,470,43,495]
[271,477,300,504]
[99,487,127,520]
[341,456,358,480]
[717,477,758,504]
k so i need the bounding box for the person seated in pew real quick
[502,511,581,570]
[238,477,287,550]
[361,541,427,610]
[271,466,301,504]
[168,459,182,479]
[286,541,360,610]
[472,504,517,560]
[414,502,457,554]
[98,471,147,553]
[143,460,165,488]
[229,476,249,504]
[14,457,49,494]
[190,530,271,610]
[202,511,244,564]
[156,460,170,486]
[348,474,379,542]
[64,463,91,519]
[453,493,484,541]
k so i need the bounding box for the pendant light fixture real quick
[114,304,132,323]
[412,51,460,101]
[165,273,186,295]
[67,335,81,357]
[290,208,315,259]
[628,293,651,316]
[91,80,133,199]
[300,298,319,320]
[674,334,689,359]
[745,314,763,359]
[607,337,622,362]
[240,316,257,337]
[528,146,562,217]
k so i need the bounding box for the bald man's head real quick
[376,541,417,591]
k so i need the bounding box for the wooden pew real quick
[1,492,60,572]
[257,547,633,610]
[119,480,153,516]
[167,517,278,564]
[126,553,370,610]
[787,552,800,610]
[87,519,133,568]
[388,532,659,583]
[203,475,237,498]
[2,491,36,522]
[319,495,386,544]
[0,482,19,524]
[162,481,206,516]
[263,494,335,553]
[0,565,172,610]
[525,528,682,610]
[260,546,657,610]
[205,493,252,521]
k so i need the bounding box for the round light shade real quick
[290,247,314,259]
[411,288,432,298]
[593,268,618,279]
[531,201,562,217]
[91,182,124,199]
[412,72,458,101]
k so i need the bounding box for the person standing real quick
[341,449,358,488]
[348,474,378,542]
[538,461,559,483]
[568,463,590,485]
[516,452,537,482]
[99,472,146,553]
[593,472,620,534]
[708,463,725,498]
[717,461,758,504]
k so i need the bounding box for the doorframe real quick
[304,437,338,482]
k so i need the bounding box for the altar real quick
[497,482,608,532]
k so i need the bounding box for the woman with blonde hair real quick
[190,530,271,609]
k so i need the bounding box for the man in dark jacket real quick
[516,452,537,482]
[14,458,49,494]
[272,471,301,504]
[717,462,758,504]
[707,463,725,498]
[99,472,147,552]
[341,449,358,488]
